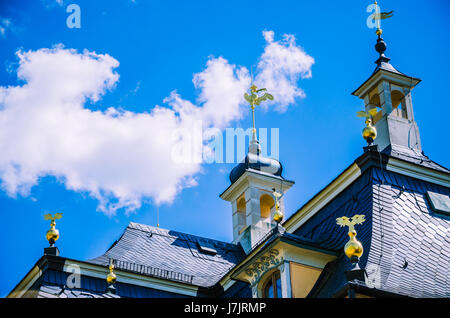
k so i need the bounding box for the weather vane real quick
[244,84,273,140]
[370,1,394,36]
[43,212,63,247]
[357,108,378,145]
[336,214,366,260]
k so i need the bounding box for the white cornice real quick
[353,69,420,98]
[386,158,450,188]
[220,170,294,202]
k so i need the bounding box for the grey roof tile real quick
[299,165,450,298]
[88,222,246,287]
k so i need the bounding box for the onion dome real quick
[229,139,282,184]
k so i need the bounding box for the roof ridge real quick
[127,221,238,248]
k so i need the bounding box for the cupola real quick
[220,85,294,254]
[352,24,422,155]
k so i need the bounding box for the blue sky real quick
[0,0,449,297]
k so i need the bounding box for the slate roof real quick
[23,268,117,298]
[14,143,448,298]
[296,165,450,298]
[88,222,246,288]
[36,284,119,298]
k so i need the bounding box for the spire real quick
[373,31,401,75]
[375,33,389,67]
[371,1,397,74]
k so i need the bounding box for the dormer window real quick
[262,271,281,298]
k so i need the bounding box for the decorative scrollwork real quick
[244,249,282,284]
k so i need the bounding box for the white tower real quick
[220,135,294,254]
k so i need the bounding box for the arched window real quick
[260,194,275,219]
[391,90,408,119]
[262,271,281,298]
[368,94,382,124]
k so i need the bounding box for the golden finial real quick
[272,188,284,224]
[244,84,274,140]
[357,108,378,145]
[106,258,117,285]
[43,213,63,246]
[336,215,366,260]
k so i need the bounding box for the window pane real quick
[265,279,274,298]
[276,276,282,298]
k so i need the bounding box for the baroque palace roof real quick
[10,146,449,298]
[7,3,450,299]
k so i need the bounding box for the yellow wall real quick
[290,262,322,298]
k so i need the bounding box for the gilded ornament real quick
[43,213,63,246]
[336,214,366,260]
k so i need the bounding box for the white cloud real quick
[0,31,314,215]
[255,30,315,112]
[0,18,12,38]
[40,0,65,8]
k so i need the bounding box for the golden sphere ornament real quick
[43,213,63,246]
[344,230,364,259]
[362,119,377,144]
[273,209,284,224]
[106,271,117,285]
[106,259,117,286]
[46,220,59,245]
